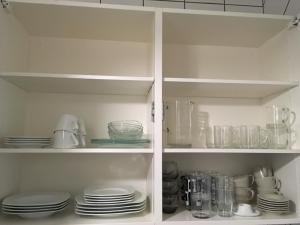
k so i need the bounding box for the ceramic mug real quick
[234,175,254,188]
[235,187,255,202]
[256,176,281,190]
[53,130,79,149]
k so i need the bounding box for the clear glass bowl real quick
[108,120,143,140]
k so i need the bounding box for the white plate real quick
[3,192,71,207]
[258,205,289,211]
[258,194,289,202]
[75,206,146,217]
[5,136,51,139]
[85,198,135,204]
[76,202,145,211]
[3,206,67,219]
[234,209,260,217]
[3,200,70,209]
[84,193,135,200]
[84,185,135,197]
[257,200,288,207]
[76,204,145,212]
[3,202,69,212]
[76,191,146,206]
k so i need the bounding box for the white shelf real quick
[8,0,154,42]
[163,8,293,47]
[0,72,154,96]
[164,148,300,154]
[162,208,300,225]
[0,209,153,225]
[0,148,153,154]
[164,77,298,98]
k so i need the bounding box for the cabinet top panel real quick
[163,9,293,47]
[7,0,154,42]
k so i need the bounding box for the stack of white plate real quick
[257,193,289,214]
[2,192,71,219]
[75,185,147,217]
[4,136,52,148]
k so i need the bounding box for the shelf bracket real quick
[1,0,8,8]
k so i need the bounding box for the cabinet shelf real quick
[164,77,298,98]
[164,148,300,154]
[0,72,154,96]
[163,208,300,225]
[0,148,153,154]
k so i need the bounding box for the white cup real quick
[53,130,79,149]
[234,175,254,188]
[55,114,80,132]
[256,177,281,190]
[235,203,254,215]
[235,187,255,202]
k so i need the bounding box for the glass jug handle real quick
[290,111,296,127]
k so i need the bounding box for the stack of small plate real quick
[75,185,147,217]
[257,193,289,214]
[2,192,71,219]
[4,136,52,148]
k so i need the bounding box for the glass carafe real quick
[266,123,296,149]
[266,105,296,127]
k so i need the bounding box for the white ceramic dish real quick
[234,209,260,217]
[3,207,67,219]
[258,194,289,202]
[76,192,146,206]
[84,185,135,197]
[85,198,135,204]
[84,192,135,199]
[3,202,69,212]
[3,192,71,207]
[75,206,146,217]
[76,202,145,211]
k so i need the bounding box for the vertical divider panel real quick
[154,8,163,223]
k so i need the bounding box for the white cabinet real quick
[0,1,300,225]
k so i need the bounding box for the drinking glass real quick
[166,98,192,147]
[214,126,222,148]
[206,126,215,148]
[190,173,212,218]
[192,109,209,148]
[266,123,296,149]
[221,126,233,148]
[217,175,234,217]
[232,126,247,148]
[248,126,260,149]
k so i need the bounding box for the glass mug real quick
[266,105,296,127]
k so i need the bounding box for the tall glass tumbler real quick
[166,99,192,147]
[190,173,212,219]
[217,175,234,217]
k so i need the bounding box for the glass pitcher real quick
[266,105,296,127]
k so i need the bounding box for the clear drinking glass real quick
[192,109,209,148]
[221,126,233,148]
[206,126,215,148]
[214,126,222,148]
[248,126,260,149]
[217,175,234,217]
[266,123,296,149]
[166,99,192,147]
[190,173,212,218]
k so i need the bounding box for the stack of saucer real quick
[2,192,71,219]
[75,185,146,217]
[257,193,289,214]
[4,136,52,148]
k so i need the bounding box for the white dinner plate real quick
[84,185,135,197]
[258,194,289,203]
[75,205,146,217]
[3,202,69,212]
[76,204,145,212]
[3,192,71,207]
[3,206,67,219]
[257,200,288,207]
[84,193,135,200]
[258,205,289,211]
[76,201,145,211]
[3,200,70,209]
[84,198,135,204]
[76,191,146,207]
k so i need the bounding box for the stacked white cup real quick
[254,167,281,194]
[233,175,255,204]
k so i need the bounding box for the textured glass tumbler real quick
[217,176,234,217]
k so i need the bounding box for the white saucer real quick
[234,209,261,217]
